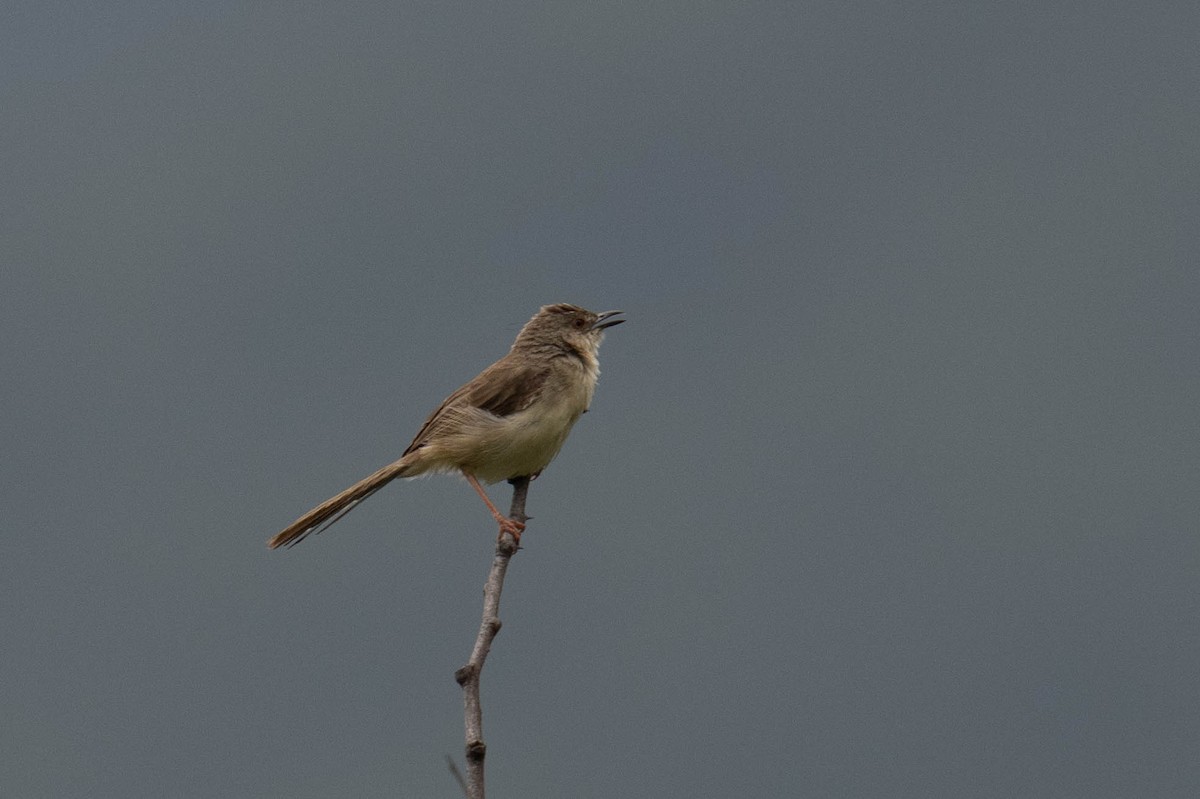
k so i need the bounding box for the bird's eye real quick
[573,318,586,329]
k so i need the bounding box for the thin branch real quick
[453,476,530,799]
[446,755,469,798]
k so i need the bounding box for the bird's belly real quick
[467,403,583,483]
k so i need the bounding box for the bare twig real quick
[446,754,469,798]
[453,476,530,799]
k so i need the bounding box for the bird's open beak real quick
[592,310,625,331]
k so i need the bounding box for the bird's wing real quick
[403,359,550,455]
[467,360,552,417]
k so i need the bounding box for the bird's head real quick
[513,304,624,357]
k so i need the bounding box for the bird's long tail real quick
[267,457,414,549]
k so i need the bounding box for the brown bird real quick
[268,303,624,549]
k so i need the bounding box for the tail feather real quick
[268,458,413,549]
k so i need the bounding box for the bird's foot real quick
[497,516,526,544]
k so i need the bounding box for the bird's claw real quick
[497,517,526,543]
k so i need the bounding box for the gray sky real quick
[3,3,1198,797]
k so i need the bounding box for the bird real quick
[268,303,624,549]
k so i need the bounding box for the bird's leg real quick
[464,472,526,542]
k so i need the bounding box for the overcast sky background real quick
[3,3,1198,797]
